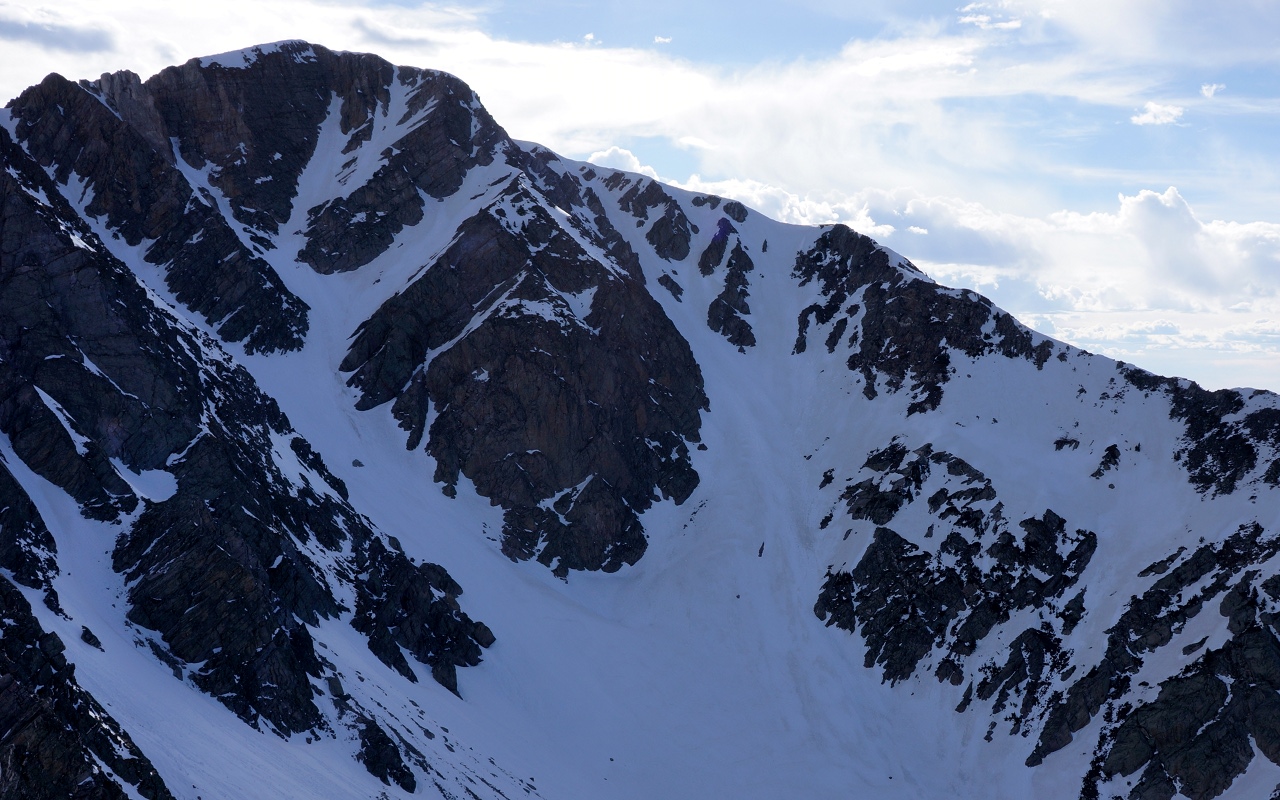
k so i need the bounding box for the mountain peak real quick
[3,41,1280,800]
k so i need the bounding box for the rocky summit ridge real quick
[1,40,1280,799]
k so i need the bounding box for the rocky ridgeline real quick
[785,218,1280,799]
[7,38,1280,800]
[793,224,1054,414]
[9,38,711,585]
[7,66,308,353]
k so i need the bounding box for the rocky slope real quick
[2,40,1280,800]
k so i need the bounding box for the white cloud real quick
[0,4,115,52]
[1201,82,1225,97]
[1130,101,1184,125]
[676,135,713,150]
[831,182,1280,387]
[957,11,1022,31]
[586,146,660,180]
[654,36,671,44]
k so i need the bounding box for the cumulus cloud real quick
[654,36,671,44]
[587,146,660,180]
[832,182,1280,387]
[670,174,899,236]
[1130,101,1184,125]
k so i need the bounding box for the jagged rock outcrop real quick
[0,576,174,800]
[699,217,757,349]
[1036,523,1280,791]
[1122,366,1280,496]
[1,108,494,785]
[295,56,509,274]
[816,440,1095,716]
[342,178,707,576]
[352,536,495,693]
[610,173,696,261]
[794,224,1054,414]
[7,71,309,353]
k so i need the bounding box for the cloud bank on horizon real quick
[3,0,1279,391]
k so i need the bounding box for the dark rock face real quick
[1084,552,1280,800]
[342,179,707,576]
[0,576,174,800]
[7,71,308,354]
[131,42,388,240]
[1122,367,1280,496]
[352,537,495,693]
[298,62,508,274]
[1033,523,1280,777]
[614,175,696,262]
[816,441,1094,721]
[1,117,492,774]
[0,125,200,516]
[356,716,417,793]
[794,225,1053,414]
[722,200,748,223]
[699,218,757,349]
[0,459,57,601]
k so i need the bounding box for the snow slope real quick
[4,42,1280,800]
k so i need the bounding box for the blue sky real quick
[3,0,1280,390]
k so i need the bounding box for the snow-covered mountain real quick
[3,40,1280,800]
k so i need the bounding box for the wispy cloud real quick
[1130,101,1184,125]
[1201,82,1225,98]
[957,2,1022,32]
[654,36,671,45]
[0,5,114,53]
